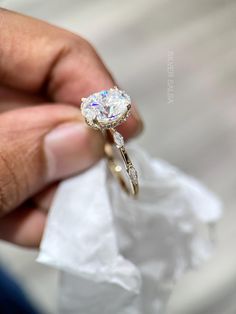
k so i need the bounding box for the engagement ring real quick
[81,87,139,197]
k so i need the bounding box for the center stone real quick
[81,87,131,127]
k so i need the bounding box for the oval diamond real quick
[81,87,131,128]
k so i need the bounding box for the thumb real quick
[0,104,104,214]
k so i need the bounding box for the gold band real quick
[104,129,139,197]
[80,87,139,197]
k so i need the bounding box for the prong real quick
[127,104,131,110]
[92,117,101,129]
[81,97,86,102]
[85,118,91,127]
[92,117,98,125]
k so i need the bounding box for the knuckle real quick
[58,30,92,51]
[59,30,97,58]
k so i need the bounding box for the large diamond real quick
[81,87,131,127]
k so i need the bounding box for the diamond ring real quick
[81,86,139,197]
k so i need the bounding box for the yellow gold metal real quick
[104,129,139,197]
[81,87,139,197]
[104,144,139,196]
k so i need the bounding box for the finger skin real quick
[0,8,143,139]
[0,206,46,247]
[33,183,58,211]
[0,105,104,214]
[0,8,114,97]
[0,85,47,112]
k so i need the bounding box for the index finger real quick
[0,9,143,139]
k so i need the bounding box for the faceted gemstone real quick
[81,88,131,127]
[100,90,108,97]
[128,166,138,184]
[113,131,124,148]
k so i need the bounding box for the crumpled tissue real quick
[37,144,222,314]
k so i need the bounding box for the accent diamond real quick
[128,166,138,184]
[113,131,124,148]
[81,87,131,128]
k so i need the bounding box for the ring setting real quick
[81,87,131,129]
[81,87,139,197]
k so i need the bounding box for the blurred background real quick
[0,0,236,313]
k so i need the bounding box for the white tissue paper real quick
[38,144,222,314]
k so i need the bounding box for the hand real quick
[0,9,143,247]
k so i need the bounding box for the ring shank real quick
[104,139,139,197]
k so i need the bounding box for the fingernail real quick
[44,122,104,181]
